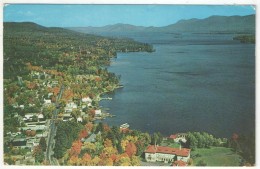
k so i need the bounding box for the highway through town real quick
[46,84,64,165]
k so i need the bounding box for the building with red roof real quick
[168,133,187,143]
[172,160,187,166]
[144,145,191,163]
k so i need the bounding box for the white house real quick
[144,145,190,163]
[94,109,102,117]
[48,92,53,98]
[23,114,34,121]
[169,133,187,143]
[82,97,92,103]
[120,123,130,129]
[65,102,78,112]
[77,117,83,123]
[44,98,52,105]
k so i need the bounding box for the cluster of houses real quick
[6,114,48,165]
[6,69,112,165]
[61,96,103,123]
[144,133,190,166]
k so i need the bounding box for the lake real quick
[99,32,255,138]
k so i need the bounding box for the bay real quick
[99,32,255,138]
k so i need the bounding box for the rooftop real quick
[172,160,187,166]
[145,145,190,157]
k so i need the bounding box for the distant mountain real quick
[163,14,255,33]
[68,23,147,34]
[68,14,255,34]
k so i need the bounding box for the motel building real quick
[144,145,191,164]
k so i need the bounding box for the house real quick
[172,160,187,166]
[77,117,83,123]
[62,113,73,121]
[48,92,53,98]
[65,101,78,112]
[82,97,92,103]
[44,98,52,105]
[120,123,130,129]
[20,125,46,131]
[23,114,34,121]
[169,133,187,143]
[95,109,102,117]
[144,145,190,163]
[19,105,25,109]
[38,113,44,119]
[87,102,92,107]
[51,80,59,87]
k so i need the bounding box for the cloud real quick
[17,10,34,17]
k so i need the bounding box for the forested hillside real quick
[4,22,153,79]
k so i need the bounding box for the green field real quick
[191,147,241,166]
[160,139,180,148]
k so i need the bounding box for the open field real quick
[191,147,241,166]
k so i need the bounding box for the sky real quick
[3,4,256,27]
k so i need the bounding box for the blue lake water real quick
[99,32,255,138]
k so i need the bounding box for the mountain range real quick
[67,14,255,34]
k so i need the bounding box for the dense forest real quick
[4,22,154,79]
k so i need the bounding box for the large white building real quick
[144,145,191,163]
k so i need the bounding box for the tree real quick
[82,142,96,154]
[85,122,94,132]
[33,145,44,163]
[151,132,162,145]
[104,138,113,148]
[54,121,83,159]
[125,142,137,158]
[197,160,207,166]
[95,122,104,133]
[68,155,79,165]
[69,140,82,157]
[115,156,131,166]
[80,153,92,165]
[131,156,140,166]
[39,137,47,151]
[91,156,101,166]
[103,146,118,157]
[187,133,198,150]
[78,129,88,140]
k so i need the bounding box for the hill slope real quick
[68,14,255,34]
[3,22,153,78]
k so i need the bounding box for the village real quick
[4,67,119,164]
[4,70,193,166]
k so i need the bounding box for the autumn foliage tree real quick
[85,122,94,132]
[80,153,92,165]
[25,130,36,137]
[125,142,137,158]
[78,129,88,140]
[69,140,82,157]
[68,155,79,165]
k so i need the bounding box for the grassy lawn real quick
[160,139,180,148]
[191,147,241,166]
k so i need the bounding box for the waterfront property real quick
[168,133,187,143]
[144,145,190,164]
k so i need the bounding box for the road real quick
[46,84,64,165]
